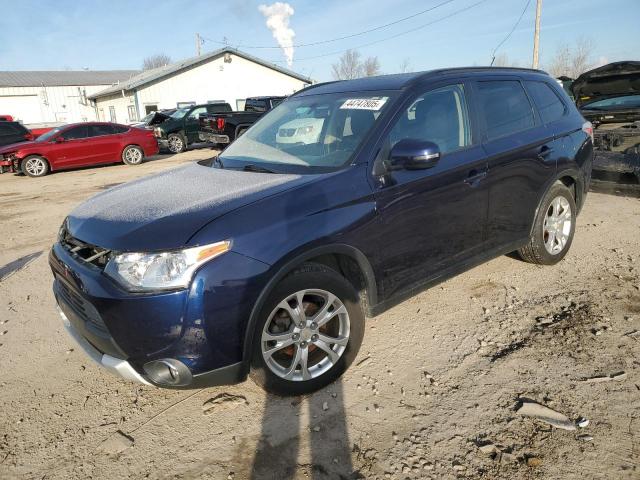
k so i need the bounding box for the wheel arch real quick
[528,169,582,236]
[234,124,252,138]
[240,243,378,372]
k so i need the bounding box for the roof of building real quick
[0,70,140,88]
[295,67,549,96]
[89,48,313,99]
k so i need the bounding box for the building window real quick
[109,106,116,123]
[145,105,158,114]
[128,105,138,122]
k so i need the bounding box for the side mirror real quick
[54,136,66,143]
[387,139,440,170]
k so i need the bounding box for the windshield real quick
[583,95,640,110]
[36,127,64,142]
[170,108,189,120]
[140,112,155,123]
[219,92,394,173]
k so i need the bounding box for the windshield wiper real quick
[242,164,276,173]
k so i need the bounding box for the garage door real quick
[0,95,42,123]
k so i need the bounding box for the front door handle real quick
[464,168,487,186]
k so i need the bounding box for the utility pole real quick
[196,33,201,56]
[532,0,542,68]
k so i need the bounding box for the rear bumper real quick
[198,132,230,144]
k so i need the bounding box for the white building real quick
[89,48,312,124]
[0,70,138,125]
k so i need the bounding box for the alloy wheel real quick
[543,195,572,255]
[168,136,183,153]
[25,158,46,176]
[261,289,350,382]
[125,147,142,164]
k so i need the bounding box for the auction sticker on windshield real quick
[340,97,388,110]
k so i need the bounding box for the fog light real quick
[143,359,192,386]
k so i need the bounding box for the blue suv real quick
[50,68,594,395]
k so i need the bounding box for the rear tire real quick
[122,145,144,165]
[518,181,576,265]
[250,263,364,396]
[21,155,49,178]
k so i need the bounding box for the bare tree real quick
[362,57,381,77]
[399,58,412,73]
[546,38,595,78]
[142,53,172,71]
[331,49,382,80]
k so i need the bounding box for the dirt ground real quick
[0,150,638,480]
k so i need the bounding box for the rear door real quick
[473,78,556,249]
[373,82,490,298]
[87,124,119,163]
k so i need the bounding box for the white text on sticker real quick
[340,97,388,111]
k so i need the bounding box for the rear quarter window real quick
[476,80,535,141]
[525,81,566,124]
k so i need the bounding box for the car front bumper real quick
[58,305,151,385]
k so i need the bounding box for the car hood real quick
[0,140,38,152]
[573,61,640,107]
[67,162,312,251]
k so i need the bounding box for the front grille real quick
[60,226,111,270]
[56,278,108,334]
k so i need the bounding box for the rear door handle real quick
[464,168,487,186]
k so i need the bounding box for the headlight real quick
[105,240,231,291]
[297,126,314,135]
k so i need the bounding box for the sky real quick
[0,0,638,82]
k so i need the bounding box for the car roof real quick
[295,67,550,96]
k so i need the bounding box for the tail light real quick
[582,121,594,143]
[216,117,225,131]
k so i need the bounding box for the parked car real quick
[130,109,176,129]
[198,96,286,146]
[154,103,232,153]
[0,121,34,148]
[0,122,158,177]
[572,61,640,186]
[276,117,324,145]
[50,68,593,395]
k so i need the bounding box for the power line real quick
[202,0,458,50]
[265,0,490,64]
[490,0,532,65]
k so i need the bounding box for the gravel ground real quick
[0,150,638,480]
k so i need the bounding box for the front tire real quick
[250,263,364,396]
[122,145,144,165]
[167,133,186,153]
[518,181,576,265]
[21,156,49,178]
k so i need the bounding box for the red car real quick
[0,122,159,177]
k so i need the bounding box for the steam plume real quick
[258,2,295,67]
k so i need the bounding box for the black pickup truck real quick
[198,96,285,146]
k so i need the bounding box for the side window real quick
[187,107,206,120]
[61,126,88,140]
[113,125,129,134]
[476,81,535,140]
[525,81,566,124]
[388,84,471,155]
[88,124,115,137]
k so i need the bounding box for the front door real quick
[48,125,90,168]
[373,83,489,299]
[184,106,207,143]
